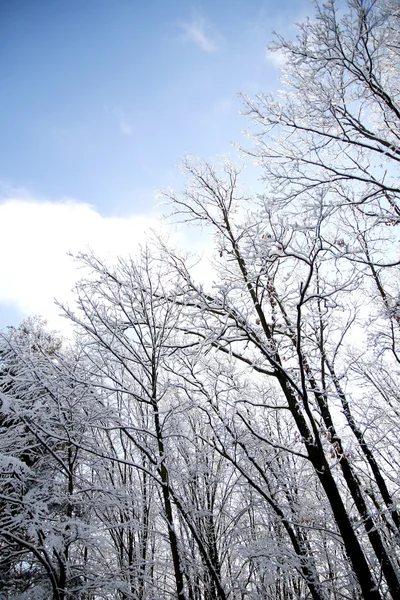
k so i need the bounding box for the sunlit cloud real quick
[0,198,163,331]
[179,12,223,53]
[0,196,215,333]
[265,48,287,69]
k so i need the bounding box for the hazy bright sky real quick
[0,0,312,331]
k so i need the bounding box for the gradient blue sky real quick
[0,0,313,330]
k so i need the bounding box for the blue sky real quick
[0,0,312,330]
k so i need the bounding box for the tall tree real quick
[162,149,399,598]
[0,319,98,600]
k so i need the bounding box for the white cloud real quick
[0,196,216,334]
[0,198,164,331]
[265,48,287,69]
[179,12,223,53]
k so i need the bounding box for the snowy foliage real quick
[1,2,400,599]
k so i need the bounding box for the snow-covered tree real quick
[161,147,400,599]
[2,2,400,599]
[0,319,100,599]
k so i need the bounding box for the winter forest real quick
[1,1,400,598]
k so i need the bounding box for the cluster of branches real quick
[1,1,400,599]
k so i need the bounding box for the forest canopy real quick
[1,1,400,599]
